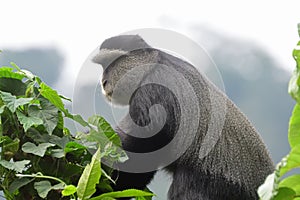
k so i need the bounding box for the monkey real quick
[92,34,274,200]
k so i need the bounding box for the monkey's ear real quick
[92,48,128,70]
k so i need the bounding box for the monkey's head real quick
[92,35,154,105]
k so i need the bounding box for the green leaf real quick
[16,110,43,131]
[28,98,59,134]
[52,182,65,190]
[0,105,4,114]
[279,174,300,195]
[257,173,276,200]
[0,67,25,80]
[59,94,72,102]
[68,113,89,127]
[101,168,116,185]
[289,69,300,102]
[64,141,86,154]
[2,137,20,157]
[62,185,77,196]
[0,78,27,96]
[49,135,70,148]
[51,149,65,158]
[0,91,33,112]
[0,160,30,173]
[0,135,13,144]
[294,41,300,67]
[10,62,21,71]
[88,115,121,146]
[33,181,65,198]
[77,147,102,200]
[273,187,296,200]
[22,142,55,157]
[39,82,66,113]
[34,180,52,198]
[137,187,154,200]
[288,104,300,148]
[89,189,154,200]
[19,69,35,81]
[280,144,300,176]
[9,178,34,193]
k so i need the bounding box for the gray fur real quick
[93,35,274,200]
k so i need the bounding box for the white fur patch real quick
[92,48,128,69]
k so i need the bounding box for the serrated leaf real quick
[0,91,33,112]
[77,147,101,200]
[0,160,30,173]
[9,178,34,193]
[16,110,43,131]
[0,67,25,80]
[28,98,58,134]
[64,141,86,154]
[273,187,296,200]
[39,82,66,113]
[34,180,52,198]
[279,174,300,195]
[280,144,300,176]
[62,185,77,196]
[22,142,55,157]
[288,104,300,148]
[49,135,70,148]
[89,189,154,200]
[88,115,121,146]
[69,114,89,127]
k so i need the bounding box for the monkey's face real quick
[101,64,139,106]
[94,35,153,106]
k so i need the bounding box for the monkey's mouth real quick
[103,91,113,102]
[106,91,113,98]
[102,87,113,101]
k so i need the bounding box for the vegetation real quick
[0,63,153,199]
[258,25,300,200]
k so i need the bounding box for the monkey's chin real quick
[102,89,130,106]
[103,94,129,107]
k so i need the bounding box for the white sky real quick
[1,0,300,92]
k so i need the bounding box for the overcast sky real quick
[1,0,300,90]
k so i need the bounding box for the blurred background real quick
[1,1,300,199]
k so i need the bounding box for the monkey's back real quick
[155,50,274,199]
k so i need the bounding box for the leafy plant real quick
[258,24,300,200]
[0,63,154,199]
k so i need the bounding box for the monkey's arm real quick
[111,84,177,194]
[112,168,156,191]
[111,126,158,192]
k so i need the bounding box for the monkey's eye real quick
[102,80,108,88]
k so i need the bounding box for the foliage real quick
[258,24,300,200]
[0,63,153,199]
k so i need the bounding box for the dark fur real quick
[94,35,275,200]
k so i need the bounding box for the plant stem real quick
[16,173,66,185]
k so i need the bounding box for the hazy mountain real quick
[0,48,64,86]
